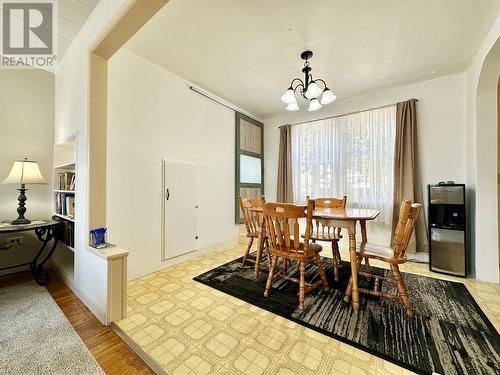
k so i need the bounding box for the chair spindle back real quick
[264,201,314,256]
[392,199,423,259]
[239,196,265,237]
[307,196,348,236]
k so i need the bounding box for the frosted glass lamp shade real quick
[305,82,322,99]
[320,88,337,105]
[308,98,322,111]
[281,87,296,104]
[2,160,46,184]
[286,102,300,111]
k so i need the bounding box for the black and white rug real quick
[194,255,500,375]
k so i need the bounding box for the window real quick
[235,112,264,223]
[291,105,395,224]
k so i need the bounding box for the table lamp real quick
[2,158,47,224]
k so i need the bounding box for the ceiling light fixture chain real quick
[281,50,336,111]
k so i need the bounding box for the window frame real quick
[235,112,264,224]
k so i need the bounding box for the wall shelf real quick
[53,213,75,222]
[54,162,76,169]
[51,134,76,285]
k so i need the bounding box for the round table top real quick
[0,219,61,233]
[313,207,380,220]
[250,205,380,221]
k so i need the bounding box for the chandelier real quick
[281,50,336,111]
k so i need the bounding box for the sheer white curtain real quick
[292,105,396,224]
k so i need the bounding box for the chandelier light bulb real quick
[305,81,322,99]
[286,102,300,111]
[308,98,322,111]
[320,88,337,105]
[281,87,296,104]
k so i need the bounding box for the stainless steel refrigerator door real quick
[429,186,464,205]
[430,228,465,276]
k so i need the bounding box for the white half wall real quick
[107,48,240,279]
[0,70,54,272]
[465,11,500,283]
[264,72,467,249]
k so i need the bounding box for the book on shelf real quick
[59,219,74,247]
[55,193,75,219]
[57,171,75,191]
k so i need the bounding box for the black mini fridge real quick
[428,184,467,277]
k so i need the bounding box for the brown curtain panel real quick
[277,125,294,203]
[392,99,428,252]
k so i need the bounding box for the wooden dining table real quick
[252,206,380,312]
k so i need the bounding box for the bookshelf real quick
[51,135,76,284]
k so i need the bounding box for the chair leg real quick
[298,260,306,310]
[343,257,362,302]
[282,258,288,275]
[264,255,279,297]
[331,241,340,282]
[315,253,329,292]
[364,257,372,281]
[242,237,254,267]
[390,264,413,316]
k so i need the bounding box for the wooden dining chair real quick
[239,196,268,267]
[344,199,423,315]
[306,196,347,282]
[263,201,329,310]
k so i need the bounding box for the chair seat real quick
[307,232,342,241]
[271,242,323,259]
[356,243,406,264]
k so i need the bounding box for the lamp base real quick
[11,218,31,225]
[11,184,30,225]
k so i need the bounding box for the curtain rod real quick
[282,99,418,127]
[188,85,261,121]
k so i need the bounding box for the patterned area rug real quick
[0,281,104,375]
[194,255,500,375]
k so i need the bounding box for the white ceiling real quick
[58,0,99,58]
[125,0,500,119]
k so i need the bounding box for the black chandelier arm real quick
[293,82,304,94]
[312,78,328,89]
[289,78,304,89]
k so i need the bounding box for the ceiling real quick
[125,0,500,119]
[58,0,99,58]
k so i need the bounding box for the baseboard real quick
[128,237,239,281]
[111,323,166,375]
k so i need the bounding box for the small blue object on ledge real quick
[89,227,107,249]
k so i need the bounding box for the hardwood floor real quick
[0,271,154,375]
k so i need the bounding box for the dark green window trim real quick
[235,112,264,224]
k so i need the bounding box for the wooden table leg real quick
[360,220,367,242]
[348,221,360,311]
[254,218,265,279]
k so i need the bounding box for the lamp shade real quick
[285,102,299,111]
[305,82,322,99]
[320,88,337,105]
[2,159,46,184]
[281,87,296,104]
[308,98,322,111]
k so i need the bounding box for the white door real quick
[162,160,198,260]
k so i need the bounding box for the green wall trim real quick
[235,112,264,224]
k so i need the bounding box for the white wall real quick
[107,48,240,279]
[464,13,500,283]
[54,0,137,324]
[264,72,467,249]
[0,70,54,273]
